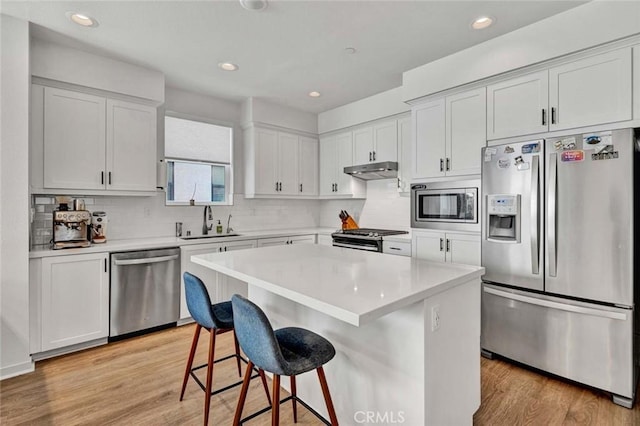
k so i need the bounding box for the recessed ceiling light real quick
[66,12,99,28]
[218,62,239,71]
[309,91,321,98]
[239,0,268,11]
[472,16,494,30]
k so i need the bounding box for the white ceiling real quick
[3,1,587,114]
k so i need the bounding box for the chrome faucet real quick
[202,206,213,235]
[226,214,233,234]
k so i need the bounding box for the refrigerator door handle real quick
[530,155,540,274]
[483,287,628,320]
[548,153,557,277]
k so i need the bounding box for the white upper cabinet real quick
[634,45,640,121]
[44,88,107,190]
[298,136,319,196]
[246,126,317,198]
[353,120,398,165]
[412,98,445,180]
[106,99,157,191]
[548,48,632,131]
[412,88,485,180]
[39,86,157,194]
[446,87,486,177]
[487,71,549,140]
[487,48,632,140]
[319,131,363,197]
[397,116,412,193]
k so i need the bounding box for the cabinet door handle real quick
[446,158,450,171]
[439,158,444,172]
[551,107,556,124]
[373,151,376,161]
[101,171,104,185]
[397,177,401,188]
[104,258,108,273]
[108,171,112,185]
[446,239,450,252]
[275,182,279,191]
[439,238,444,251]
[300,183,303,192]
[369,152,372,162]
[542,109,546,126]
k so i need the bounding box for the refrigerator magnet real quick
[497,158,510,169]
[521,143,540,154]
[504,146,514,154]
[560,150,584,162]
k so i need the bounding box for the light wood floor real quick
[1,324,639,425]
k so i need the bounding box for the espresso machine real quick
[52,206,92,249]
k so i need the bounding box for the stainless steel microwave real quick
[411,180,480,231]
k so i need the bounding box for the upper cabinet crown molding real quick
[31,85,158,196]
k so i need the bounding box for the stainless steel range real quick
[332,228,409,252]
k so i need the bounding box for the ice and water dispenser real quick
[486,194,521,242]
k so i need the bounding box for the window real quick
[164,115,233,205]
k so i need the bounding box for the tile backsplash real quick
[31,179,410,249]
[31,193,321,248]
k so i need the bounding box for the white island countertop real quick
[192,244,484,326]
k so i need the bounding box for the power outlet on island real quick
[431,304,441,332]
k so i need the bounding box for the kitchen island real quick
[192,244,484,425]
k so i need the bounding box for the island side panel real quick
[249,285,427,425]
[424,277,481,426]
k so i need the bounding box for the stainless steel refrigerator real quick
[481,128,638,408]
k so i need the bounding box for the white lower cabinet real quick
[383,240,411,257]
[32,253,110,353]
[257,235,316,247]
[179,240,257,321]
[412,230,480,266]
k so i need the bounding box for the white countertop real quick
[191,244,484,327]
[29,227,337,258]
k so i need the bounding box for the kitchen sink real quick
[180,233,240,240]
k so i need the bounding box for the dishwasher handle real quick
[113,254,179,266]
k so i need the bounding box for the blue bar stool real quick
[231,294,339,425]
[180,272,271,425]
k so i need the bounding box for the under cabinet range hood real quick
[344,161,398,180]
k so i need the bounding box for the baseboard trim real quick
[1,360,35,380]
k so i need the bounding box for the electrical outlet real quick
[431,305,441,332]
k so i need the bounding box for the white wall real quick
[31,37,164,102]
[319,180,410,231]
[1,14,33,379]
[242,97,318,134]
[318,87,409,134]
[403,1,640,101]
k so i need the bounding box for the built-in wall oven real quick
[411,179,480,231]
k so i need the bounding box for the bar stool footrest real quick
[190,354,260,396]
[239,395,331,425]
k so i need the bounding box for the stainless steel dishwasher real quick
[110,247,180,338]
